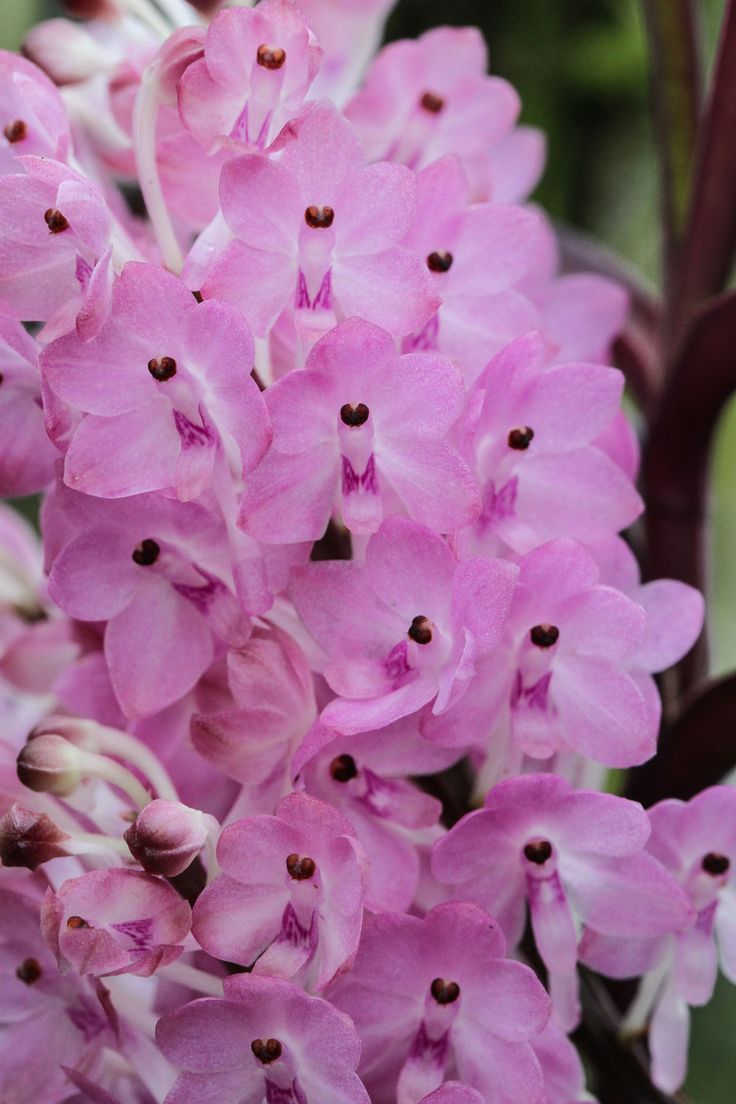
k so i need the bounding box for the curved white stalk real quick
[132,61,184,274]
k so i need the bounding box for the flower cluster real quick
[0,2,724,1103]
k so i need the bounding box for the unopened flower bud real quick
[0,804,70,869]
[124,799,216,877]
[17,733,83,795]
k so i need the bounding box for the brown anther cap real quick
[304,205,334,229]
[251,1038,282,1063]
[530,624,559,648]
[132,539,160,566]
[408,615,432,645]
[257,44,286,69]
[702,852,730,876]
[148,356,177,382]
[524,839,553,865]
[286,853,316,880]
[16,958,42,984]
[508,426,535,450]
[4,120,27,143]
[66,915,90,929]
[330,754,358,783]
[430,977,460,1004]
[44,209,70,234]
[420,91,445,113]
[340,402,369,427]
[426,251,453,273]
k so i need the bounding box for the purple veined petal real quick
[219,154,304,250]
[454,1029,546,1104]
[520,362,624,452]
[558,584,646,663]
[0,388,57,496]
[633,579,705,673]
[577,928,667,980]
[453,203,540,297]
[334,247,440,336]
[551,653,653,767]
[436,288,540,384]
[510,448,644,547]
[292,559,405,659]
[63,401,181,499]
[551,790,650,856]
[378,438,481,533]
[649,979,690,1095]
[365,516,457,623]
[202,238,297,338]
[538,273,629,364]
[105,575,214,717]
[513,538,600,622]
[563,852,694,938]
[193,875,291,967]
[487,126,546,204]
[279,99,364,202]
[451,556,518,652]
[337,162,418,256]
[321,673,437,734]
[48,527,141,620]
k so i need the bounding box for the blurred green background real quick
[3,1,735,1100]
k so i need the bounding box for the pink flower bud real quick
[0,803,71,869]
[124,799,216,877]
[16,733,83,795]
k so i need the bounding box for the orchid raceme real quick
[2,2,733,1103]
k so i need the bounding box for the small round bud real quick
[16,734,83,795]
[286,853,316,880]
[124,799,213,877]
[251,1038,282,1064]
[530,624,559,648]
[257,44,286,70]
[702,852,730,876]
[420,91,444,113]
[4,120,27,143]
[16,957,42,984]
[304,205,334,229]
[132,539,160,566]
[0,804,70,869]
[340,402,369,427]
[147,356,177,382]
[508,426,534,450]
[408,615,432,645]
[44,208,70,234]
[523,839,553,865]
[430,977,460,1004]
[426,251,453,273]
[329,754,358,783]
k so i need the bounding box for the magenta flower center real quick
[304,205,335,229]
[430,977,460,1004]
[530,624,560,648]
[408,615,433,645]
[702,852,730,876]
[523,839,553,865]
[147,356,177,382]
[251,1037,283,1064]
[15,957,42,984]
[132,539,160,566]
[508,426,535,450]
[286,853,316,880]
[426,251,453,273]
[340,403,369,427]
[420,91,445,113]
[330,754,358,782]
[4,119,26,143]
